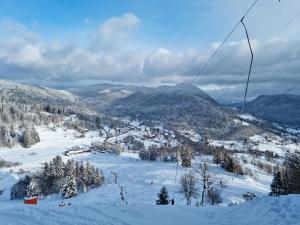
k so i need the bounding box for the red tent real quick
[24,197,38,205]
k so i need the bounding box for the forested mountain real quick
[0,80,97,148]
[101,84,257,139]
[1,80,298,149]
[245,94,300,128]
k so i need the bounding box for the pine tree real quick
[43,162,50,176]
[62,174,77,198]
[79,161,88,185]
[75,161,81,181]
[22,129,31,148]
[77,179,87,193]
[270,167,284,196]
[26,177,41,198]
[281,153,300,194]
[86,161,94,186]
[93,169,104,187]
[156,186,169,205]
[49,161,56,177]
[61,161,77,199]
[53,155,64,178]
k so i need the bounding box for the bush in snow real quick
[206,187,222,205]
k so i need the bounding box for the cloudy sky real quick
[0,0,300,103]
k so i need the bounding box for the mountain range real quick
[1,80,299,135]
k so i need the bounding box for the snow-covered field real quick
[0,126,298,225]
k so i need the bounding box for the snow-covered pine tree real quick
[79,161,88,185]
[49,161,56,177]
[26,177,41,198]
[61,160,77,199]
[156,186,169,205]
[86,161,95,186]
[22,129,31,148]
[93,169,104,187]
[30,127,40,144]
[77,179,87,193]
[75,161,81,181]
[2,127,13,148]
[43,162,50,177]
[53,155,64,178]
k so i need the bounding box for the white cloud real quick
[88,13,141,52]
[0,13,299,102]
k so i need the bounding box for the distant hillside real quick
[0,80,97,148]
[102,84,253,139]
[69,83,148,109]
[0,80,94,116]
[245,94,300,128]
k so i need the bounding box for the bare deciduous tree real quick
[179,172,198,205]
[194,162,210,206]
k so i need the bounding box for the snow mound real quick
[0,195,299,225]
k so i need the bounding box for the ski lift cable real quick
[277,11,300,37]
[171,0,260,203]
[234,9,300,95]
[183,0,259,93]
[241,18,254,114]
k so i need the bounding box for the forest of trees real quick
[138,144,194,165]
[11,156,105,199]
[213,149,243,175]
[270,152,300,196]
[0,86,101,148]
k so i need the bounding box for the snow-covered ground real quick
[209,132,299,156]
[238,114,259,121]
[0,194,299,225]
[0,126,271,204]
[0,125,298,225]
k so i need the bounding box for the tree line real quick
[270,152,300,196]
[11,155,105,200]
